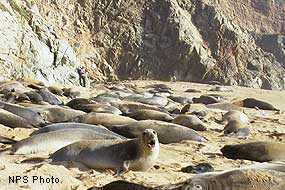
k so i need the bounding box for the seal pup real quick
[51,129,159,175]
[0,128,122,155]
[111,120,207,143]
[221,141,285,162]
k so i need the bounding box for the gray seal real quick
[111,120,207,143]
[0,128,122,155]
[51,129,159,175]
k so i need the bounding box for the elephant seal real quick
[172,115,208,131]
[0,128,122,155]
[233,98,279,111]
[128,109,173,122]
[75,103,122,115]
[62,88,81,98]
[0,108,34,128]
[38,88,62,105]
[221,141,285,162]
[0,101,45,127]
[24,91,44,103]
[168,95,193,104]
[222,110,249,123]
[111,120,207,144]
[181,163,214,174]
[70,113,137,129]
[48,86,64,96]
[38,106,86,123]
[110,101,164,115]
[0,81,24,93]
[193,95,220,105]
[51,129,159,174]
[137,95,168,106]
[66,98,95,110]
[30,123,125,139]
[223,120,250,137]
[89,163,285,190]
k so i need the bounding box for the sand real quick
[0,80,284,190]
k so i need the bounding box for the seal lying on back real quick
[111,120,207,143]
[51,129,159,175]
[221,141,285,162]
[0,128,121,155]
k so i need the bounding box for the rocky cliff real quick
[1,0,285,89]
[0,0,80,85]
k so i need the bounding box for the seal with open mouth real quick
[50,129,159,175]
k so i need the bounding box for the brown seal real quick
[233,98,279,111]
[221,141,285,162]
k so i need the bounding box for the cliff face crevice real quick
[1,0,285,89]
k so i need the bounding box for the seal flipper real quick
[20,157,52,164]
[114,161,130,177]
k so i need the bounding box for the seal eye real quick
[152,131,156,135]
[143,131,147,135]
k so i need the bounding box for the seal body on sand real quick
[30,123,125,139]
[89,163,285,190]
[66,98,95,110]
[0,128,121,155]
[183,167,285,190]
[38,106,86,123]
[38,88,62,105]
[223,120,250,137]
[221,141,285,162]
[51,129,159,174]
[222,110,249,123]
[128,109,173,122]
[172,115,207,131]
[0,101,45,127]
[111,101,164,115]
[75,103,122,115]
[193,95,220,105]
[111,120,207,143]
[0,109,34,128]
[233,98,279,111]
[70,113,137,129]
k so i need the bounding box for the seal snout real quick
[142,129,158,148]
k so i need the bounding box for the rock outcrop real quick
[0,0,80,85]
[1,0,285,89]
